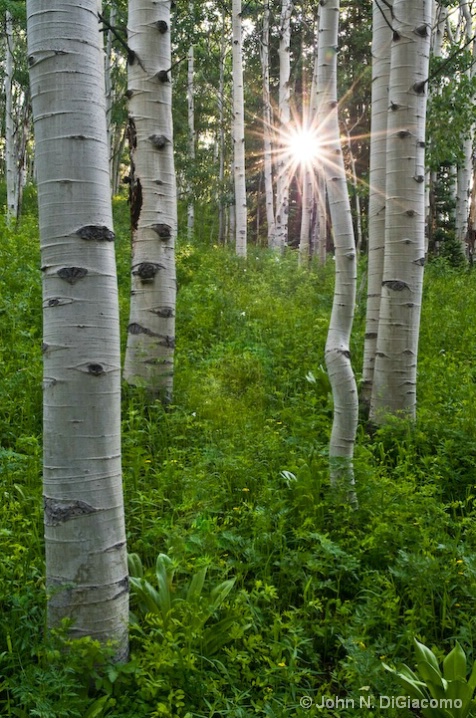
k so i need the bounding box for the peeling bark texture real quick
[27,0,128,659]
[232,0,248,257]
[123,0,177,401]
[317,0,358,505]
[370,0,432,424]
[362,0,393,407]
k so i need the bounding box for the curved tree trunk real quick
[27,0,128,658]
[232,0,247,257]
[361,0,393,408]
[370,0,432,424]
[123,0,177,401]
[317,0,358,502]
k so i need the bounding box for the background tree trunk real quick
[361,0,393,407]
[275,0,293,251]
[232,0,247,257]
[370,0,432,424]
[123,0,177,401]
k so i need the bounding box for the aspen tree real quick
[261,2,276,248]
[370,0,432,423]
[317,0,358,501]
[123,0,177,400]
[362,0,393,407]
[232,0,247,257]
[27,0,128,657]
[187,1,195,242]
[275,0,293,251]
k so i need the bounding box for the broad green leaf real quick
[416,660,447,693]
[467,661,476,692]
[209,578,236,612]
[127,552,143,578]
[414,639,440,674]
[443,643,467,682]
[201,615,238,655]
[445,679,473,718]
[186,566,207,604]
[82,696,110,718]
[129,576,161,614]
[155,553,175,617]
[382,663,427,701]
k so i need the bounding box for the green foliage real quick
[384,639,476,718]
[4,209,476,715]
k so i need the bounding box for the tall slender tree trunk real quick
[275,0,293,251]
[232,0,247,257]
[370,0,432,424]
[187,2,195,242]
[261,3,276,248]
[123,0,177,401]
[455,1,474,251]
[218,26,226,245]
[27,0,128,658]
[5,11,18,223]
[361,0,393,407]
[317,0,358,501]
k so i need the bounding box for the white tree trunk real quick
[317,0,358,501]
[455,1,474,249]
[232,0,247,257]
[275,0,293,251]
[218,25,226,244]
[261,3,276,248]
[370,0,432,424]
[5,12,18,222]
[187,4,195,242]
[361,0,393,406]
[27,0,128,658]
[123,0,177,401]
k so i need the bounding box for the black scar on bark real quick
[57,267,88,284]
[413,81,426,95]
[87,364,104,375]
[413,257,425,266]
[44,498,97,526]
[149,134,168,149]
[415,24,429,37]
[382,280,411,291]
[128,323,160,337]
[112,576,129,600]
[397,130,411,139]
[132,262,164,281]
[42,342,49,353]
[152,307,175,318]
[48,298,61,306]
[160,335,175,349]
[127,117,137,150]
[156,20,168,33]
[152,223,172,239]
[157,70,169,83]
[77,225,115,242]
[130,178,142,231]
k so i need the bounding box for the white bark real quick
[455,2,474,249]
[5,12,18,222]
[261,3,276,248]
[275,0,293,251]
[123,0,177,401]
[232,0,247,257]
[187,4,195,241]
[370,0,432,423]
[218,26,226,244]
[361,0,393,405]
[317,0,358,501]
[26,0,128,657]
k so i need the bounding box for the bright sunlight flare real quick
[286,128,322,169]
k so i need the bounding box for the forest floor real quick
[2,197,476,717]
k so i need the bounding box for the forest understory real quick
[2,196,476,717]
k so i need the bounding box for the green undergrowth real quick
[3,204,476,716]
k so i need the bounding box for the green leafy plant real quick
[384,639,476,717]
[128,552,236,656]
